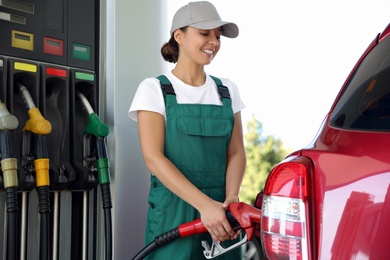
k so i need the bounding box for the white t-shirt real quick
[128,71,245,121]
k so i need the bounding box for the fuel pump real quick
[1,0,102,258]
[0,102,19,260]
[40,64,75,260]
[17,82,52,260]
[77,91,112,260]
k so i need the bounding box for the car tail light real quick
[261,156,313,260]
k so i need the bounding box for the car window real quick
[331,35,390,131]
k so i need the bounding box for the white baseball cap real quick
[170,1,239,38]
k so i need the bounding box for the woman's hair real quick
[161,27,187,63]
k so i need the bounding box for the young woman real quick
[129,1,246,259]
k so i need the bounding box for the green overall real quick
[144,75,242,259]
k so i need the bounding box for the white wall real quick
[105,0,169,258]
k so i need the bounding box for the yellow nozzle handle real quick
[24,108,52,134]
[34,158,50,187]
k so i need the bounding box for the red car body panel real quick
[260,23,390,259]
[302,119,390,259]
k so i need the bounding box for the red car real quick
[256,22,390,259]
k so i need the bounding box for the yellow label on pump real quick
[11,30,34,51]
[14,61,37,73]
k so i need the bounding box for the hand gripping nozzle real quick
[201,202,261,259]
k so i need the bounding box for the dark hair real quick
[161,27,187,63]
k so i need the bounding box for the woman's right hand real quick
[199,200,237,244]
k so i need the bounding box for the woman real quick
[129,1,246,259]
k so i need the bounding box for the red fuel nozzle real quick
[132,202,261,260]
[228,202,261,241]
[177,202,261,240]
[178,218,207,237]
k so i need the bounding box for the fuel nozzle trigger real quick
[202,233,248,259]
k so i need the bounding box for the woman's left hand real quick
[222,195,241,240]
[222,195,239,209]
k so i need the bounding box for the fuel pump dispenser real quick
[7,58,42,260]
[69,69,100,260]
[17,82,52,260]
[0,0,106,259]
[0,55,9,258]
[41,64,75,260]
[77,91,112,260]
[0,102,19,260]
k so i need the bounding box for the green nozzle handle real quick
[85,113,109,137]
[76,91,109,137]
[96,158,110,184]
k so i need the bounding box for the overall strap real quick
[157,75,176,96]
[157,75,231,106]
[210,75,231,106]
[157,75,176,106]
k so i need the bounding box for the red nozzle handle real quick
[178,218,207,237]
[177,202,261,240]
[228,202,261,240]
[178,209,242,238]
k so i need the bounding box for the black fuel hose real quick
[95,137,112,260]
[1,131,19,260]
[34,134,51,260]
[0,105,19,260]
[101,183,113,260]
[6,187,18,260]
[38,186,51,260]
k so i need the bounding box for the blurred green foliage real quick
[239,115,292,205]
